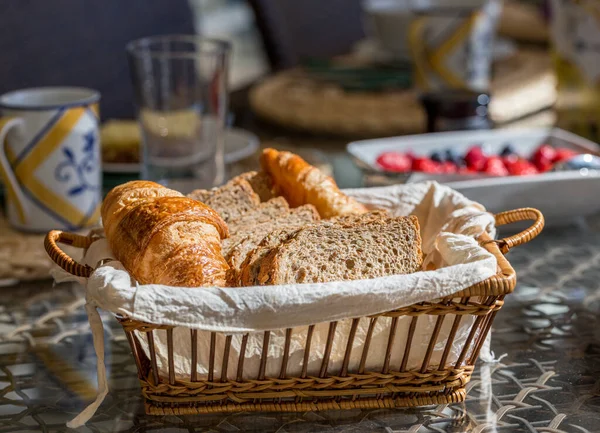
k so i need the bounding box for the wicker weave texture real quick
[124,294,498,414]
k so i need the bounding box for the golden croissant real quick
[260,148,367,218]
[101,180,229,287]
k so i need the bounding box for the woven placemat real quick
[0,217,85,285]
[250,49,555,137]
[0,218,53,284]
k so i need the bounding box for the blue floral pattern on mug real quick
[54,130,100,196]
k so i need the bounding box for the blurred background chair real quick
[0,0,195,119]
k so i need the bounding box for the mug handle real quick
[0,117,29,224]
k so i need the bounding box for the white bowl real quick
[347,127,600,226]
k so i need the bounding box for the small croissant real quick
[260,148,367,218]
[101,181,229,287]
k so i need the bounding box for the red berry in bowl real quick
[458,166,477,175]
[536,159,554,172]
[376,152,412,172]
[464,146,487,171]
[507,159,538,176]
[533,143,557,161]
[532,144,557,170]
[483,156,508,176]
[412,157,441,173]
[440,161,458,173]
[553,147,578,163]
[502,154,520,165]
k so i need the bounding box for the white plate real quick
[348,127,600,226]
[102,127,259,174]
[223,128,260,164]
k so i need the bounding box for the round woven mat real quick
[250,50,555,137]
[250,70,425,137]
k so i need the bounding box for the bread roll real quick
[101,181,230,287]
[260,148,367,218]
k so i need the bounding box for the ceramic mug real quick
[407,0,501,92]
[0,87,101,232]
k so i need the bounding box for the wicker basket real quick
[44,208,543,415]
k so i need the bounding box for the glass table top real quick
[0,221,599,432]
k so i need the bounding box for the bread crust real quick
[187,177,261,222]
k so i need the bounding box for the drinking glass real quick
[127,35,230,193]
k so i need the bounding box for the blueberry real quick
[500,144,516,157]
[430,151,443,162]
[444,148,464,166]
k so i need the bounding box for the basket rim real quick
[453,230,515,298]
[115,231,514,331]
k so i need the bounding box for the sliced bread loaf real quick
[331,209,389,225]
[226,204,320,283]
[238,210,390,286]
[256,215,422,285]
[226,196,291,236]
[237,228,300,286]
[187,178,260,223]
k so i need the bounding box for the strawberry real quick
[502,154,520,165]
[536,159,554,172]
[376,152,412,172]
[533,143,557,161]
[440,161,458,173]
[507,159,538,176]
[464,146,487,171]
[412,157,441,173]
[483,156,508,176]
[532,144,557,170]
[458,166,477,175]
[553,147,578,163]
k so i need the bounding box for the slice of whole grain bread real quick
[330,209,389,225]
[236,171,276,202]
[226,204,320,284]
[237,228,299,286]
[187,177,260,223]
[238,210,390,286]
[256,215,422,285]
[226,196,290,236]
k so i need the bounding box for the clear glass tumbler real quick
[127,36,230,193]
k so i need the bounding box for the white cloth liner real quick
[51,182,499,428]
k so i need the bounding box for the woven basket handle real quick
[492,207,544,254]
[44,230,96,278]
